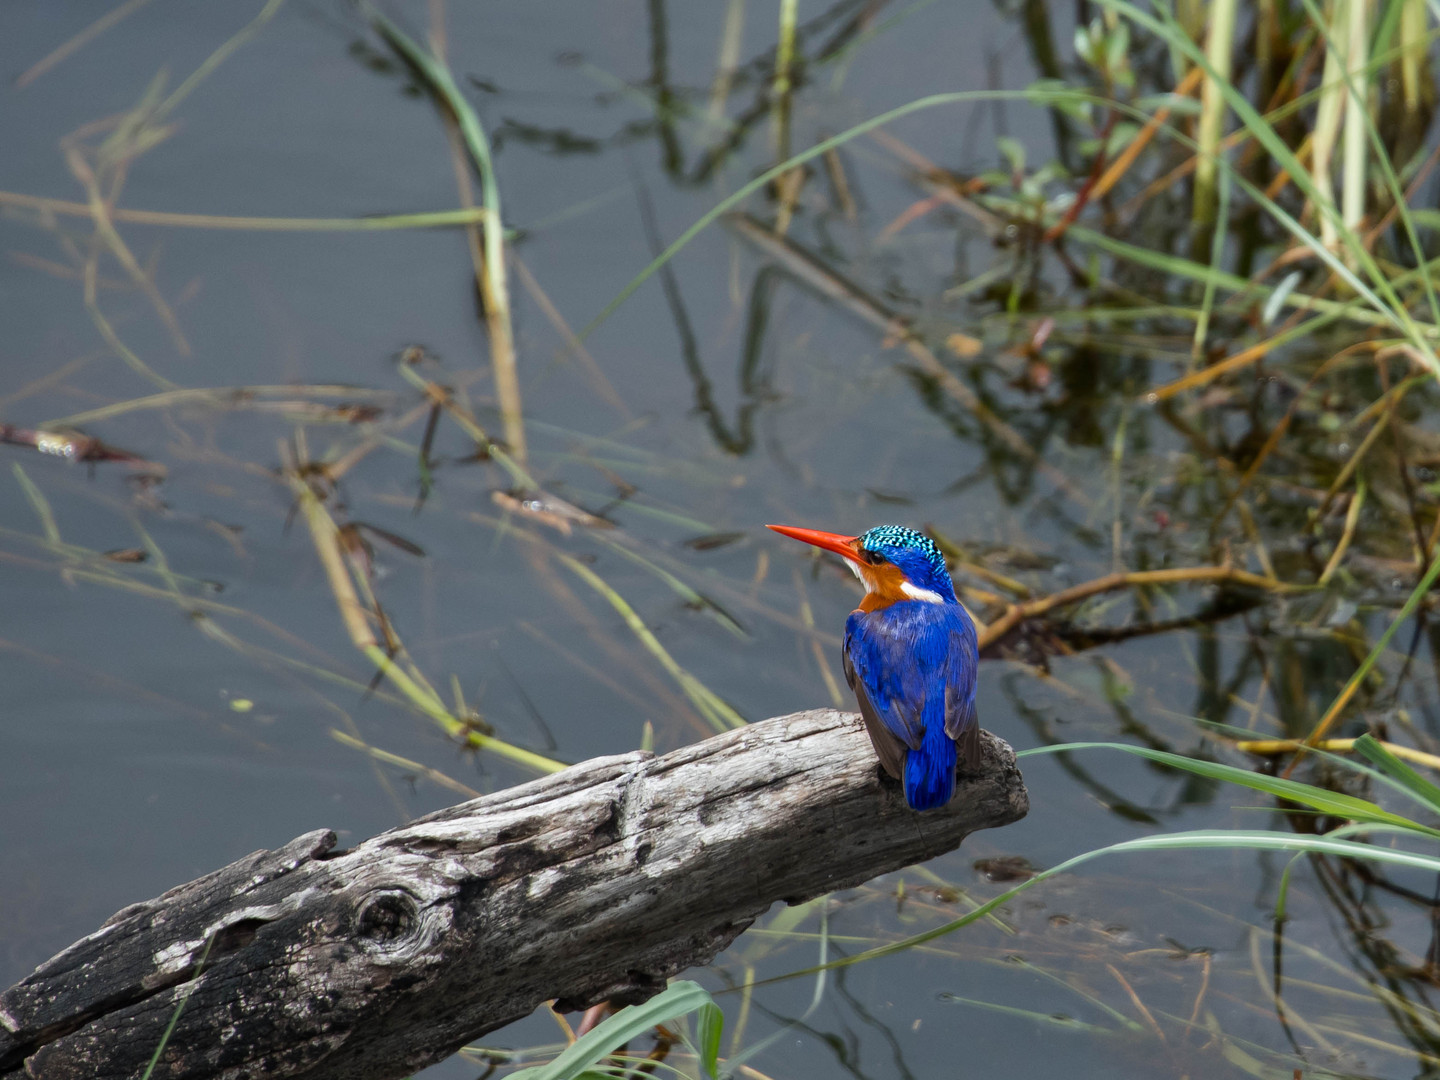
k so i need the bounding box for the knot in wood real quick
[356,890,418,944]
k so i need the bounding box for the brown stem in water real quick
[977,565,1299,651]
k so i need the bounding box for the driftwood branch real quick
[0,709,1027,1080]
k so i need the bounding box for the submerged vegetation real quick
[5,0,1440,1076]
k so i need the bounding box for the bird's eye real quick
[862,548,885,565]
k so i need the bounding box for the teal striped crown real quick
[857,525,947,581]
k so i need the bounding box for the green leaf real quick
[1105,21,1130,80]
[13,464,61,545]
[509,982,717,1080]
[1352,734,1440,815]
[1410,208,1440,231]
[1026,78,1092,122]
[773,830,1440,984]
[582,89,1054,343]
[1261,271,1303,326]
[1018,742,1437,835]
[695,1002,724,1078]
[996,136,1026,175]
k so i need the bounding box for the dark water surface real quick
[4,4,1439,1078]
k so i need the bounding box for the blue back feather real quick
[845,595,978,811]
[904,696,958,809]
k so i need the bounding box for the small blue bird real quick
[767,523,979,811]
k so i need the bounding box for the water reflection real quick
[4,1,1440,1078]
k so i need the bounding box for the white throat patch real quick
[848,560,945,603]
[899,581,946,604]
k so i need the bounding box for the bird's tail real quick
[903,701,957,811]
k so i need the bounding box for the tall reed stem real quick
[772,0,800,233]
[1193,0,1237,223]
[368,7,527,465]
[1311,0,1347,248]
[1340,0,1370,234]
[1399,0,1425,113]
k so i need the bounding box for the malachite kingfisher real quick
[767,523,980,811]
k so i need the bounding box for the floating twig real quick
[1,424,148,466]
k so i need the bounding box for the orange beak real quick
[765,524,863,564]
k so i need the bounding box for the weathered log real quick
[0,708,1027,1080]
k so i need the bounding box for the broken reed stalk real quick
[393,364,539,496]
[1318,477,1365,585]
[13,0,156,88]
[280,440,562,775]
[33,0,288,396]
[367,8,526,465]
[1236,735,1440,773]
[0,190,490,231]
[42,384,396,428]
[62,144,189,357]
[976,565,1302,651]
[329,730,481,799]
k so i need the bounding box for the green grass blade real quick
[509,981,716,1080]
[557,553,746,732]
[770,829,1440,984]
[1352,732,1440,814]
[1298,0,1440,331]
[578,88,1074,341]
[593,534,747,638]
[1196,716,1440,818]
[140,934,217,1080]
[1311,542,1440,743]
[12,464,61,545]
[363,7,504,247]
[1018,741,1436,834]
[365,4,523,456]
[1192,163,1231,363]
[695,1002,724,1078]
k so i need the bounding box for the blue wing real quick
[844,601,979,804]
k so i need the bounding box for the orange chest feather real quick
[856,562,909,612]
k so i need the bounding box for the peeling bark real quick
[0,709,1027,1080]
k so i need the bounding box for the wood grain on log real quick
[0,709,1027,1080]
